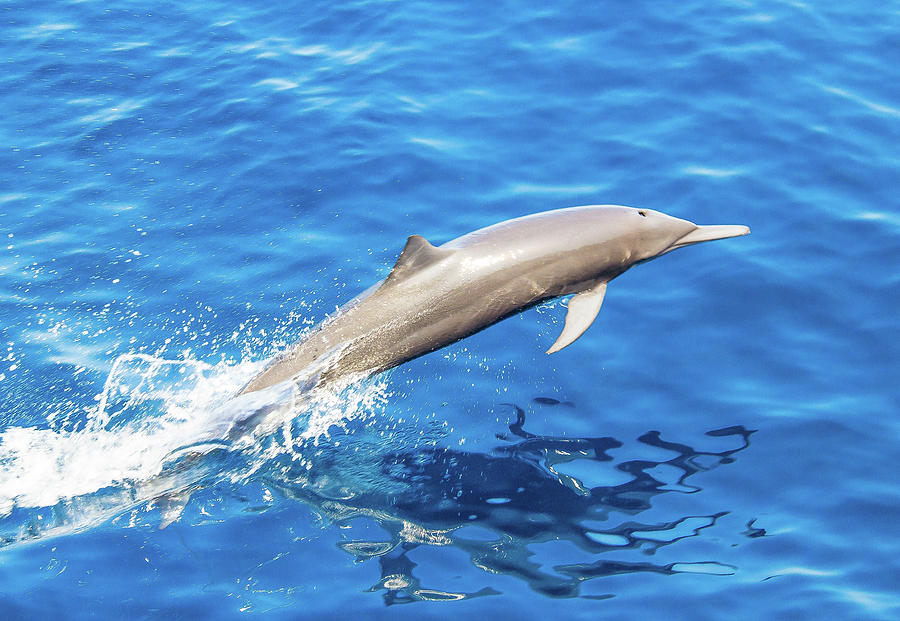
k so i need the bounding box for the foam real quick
[0,351,389,547]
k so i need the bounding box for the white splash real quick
[0,351,389,547]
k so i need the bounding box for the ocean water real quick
[1,0,898,618]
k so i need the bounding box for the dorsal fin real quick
[385,234,449,283]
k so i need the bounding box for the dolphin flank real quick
[239,205,749,395]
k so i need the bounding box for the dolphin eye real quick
[638,210,647,217]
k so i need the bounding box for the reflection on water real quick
[262,399,754,603]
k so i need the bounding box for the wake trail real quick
[0,351,389,548]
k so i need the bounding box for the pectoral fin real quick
[546,282,608,354]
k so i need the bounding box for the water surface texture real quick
[1,1,899,619]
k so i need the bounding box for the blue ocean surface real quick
[1,0,898,618]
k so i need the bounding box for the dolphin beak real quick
[670,224,750,250]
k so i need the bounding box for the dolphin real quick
[238,205,749,396]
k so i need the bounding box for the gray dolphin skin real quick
[238,205,749,396]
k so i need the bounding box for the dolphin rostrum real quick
[239,205,749,396]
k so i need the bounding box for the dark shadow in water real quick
[264,399,754,604]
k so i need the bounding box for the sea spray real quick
[0,351,391,548]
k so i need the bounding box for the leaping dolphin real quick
[239,205,749,396]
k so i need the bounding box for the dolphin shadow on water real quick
[249,399,757,604]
